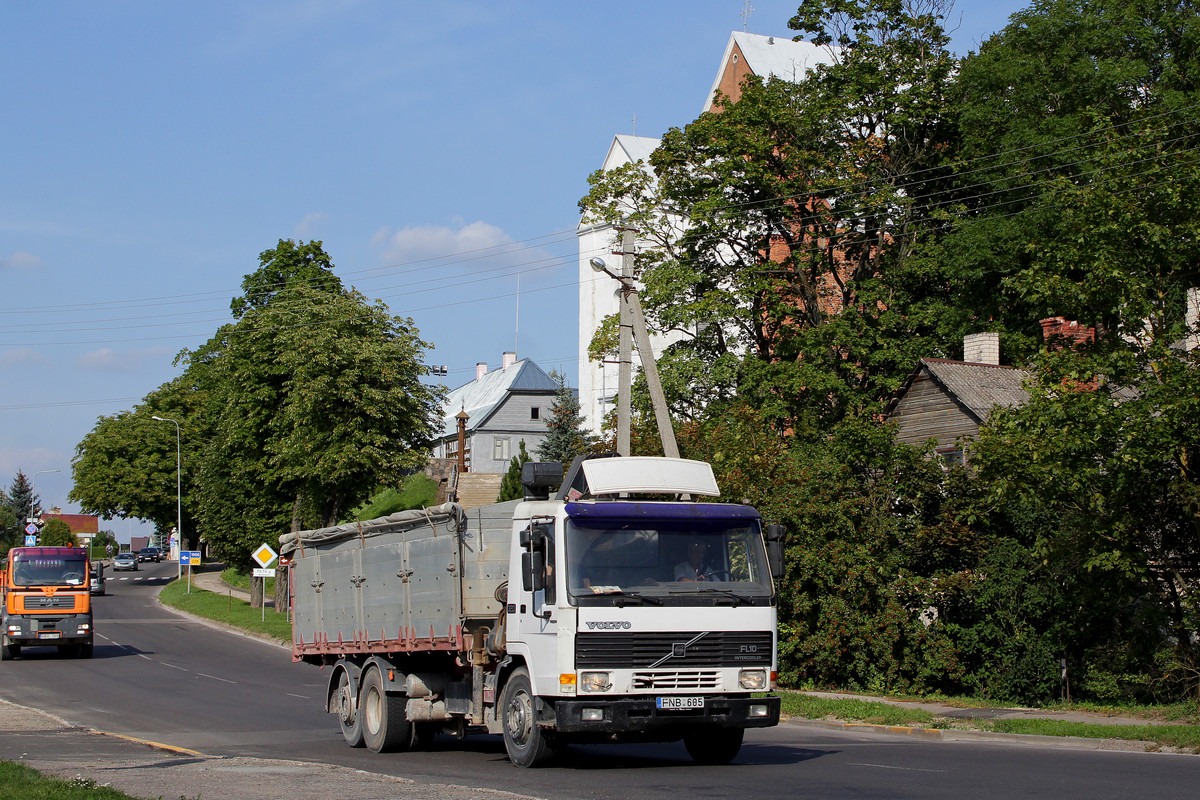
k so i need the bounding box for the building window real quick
[936,447,965,469]
[531,407,540,420]
[494,437,511,462]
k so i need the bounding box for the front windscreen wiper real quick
[589,589,663,606]
[681,587,757,605]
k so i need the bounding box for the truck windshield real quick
[10,553,89,587]
[565,509,773,606]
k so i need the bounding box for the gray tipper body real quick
[281,501,516,660]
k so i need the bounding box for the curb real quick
[784,717,1188,754]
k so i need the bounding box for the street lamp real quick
[30,469,60,540]
[151,415,182,580]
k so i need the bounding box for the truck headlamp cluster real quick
[579,672,612,693]
[6,624,21,634]
[739,669,767,690]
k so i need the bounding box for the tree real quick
[498,440,532,502]
[535,371,596,464]
[5,472,39,525]
[580,0,960,431]
[230,238,343,318]
[183,242,441,609]
[39,518,77,547]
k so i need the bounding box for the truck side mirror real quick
[522,551,546,593]
[764,524,785,580]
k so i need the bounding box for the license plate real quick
[38,631,62,640]
[657,696,704,710]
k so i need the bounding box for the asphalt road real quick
[2,562,1200,800]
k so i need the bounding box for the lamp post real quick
[30,469,60,542]
[151,415,182,580]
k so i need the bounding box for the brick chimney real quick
[502,351,517,369]
[1040,316,1095,349]
[963,332,1000,365]
[476,362,488,380]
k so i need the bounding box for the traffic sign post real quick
[180,551,202,593]
[252,544,279,621]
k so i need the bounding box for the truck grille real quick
[20,595,77,611]
[633,670,721,690]
[575,630,772,669]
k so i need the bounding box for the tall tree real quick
[580,0,960,431]
[535,371,596,464]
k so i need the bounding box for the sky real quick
[1,0,1030,538]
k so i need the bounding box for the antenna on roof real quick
[514,273,520,358]
[631,114,637,136]
[741,0,754,32]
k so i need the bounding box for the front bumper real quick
[552,694,780,735]
[4,614,93,645]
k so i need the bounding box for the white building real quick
[576,32,837,435]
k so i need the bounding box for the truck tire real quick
[360,668,411,753]
[684,727,743,765]
[335,670,365,747]
[78,642,94,659]
[500,667,553,767]
[0,638,17,661]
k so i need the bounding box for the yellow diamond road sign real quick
[252,543,278,568]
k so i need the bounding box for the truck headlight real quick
[579,672,612,693]
[739,669,767,690]
[7,624,21,634]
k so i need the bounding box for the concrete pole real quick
[627,298,680,459]
[616,227,634,457]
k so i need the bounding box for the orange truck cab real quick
[1,546,94,660]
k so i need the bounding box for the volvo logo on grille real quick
[585,621,632,630]
[649,632,710,668]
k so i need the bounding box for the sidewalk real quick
[186,561,254,603]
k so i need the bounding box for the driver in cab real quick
[674,540,724,582]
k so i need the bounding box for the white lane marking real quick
[162,662,189,672]
[847,762,947,773]
[195,672,237,684]
[286,693,310,699]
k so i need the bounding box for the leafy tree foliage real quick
[498,440,532,502]
[39,518,77,547]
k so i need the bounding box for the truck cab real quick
[1,546,95,659]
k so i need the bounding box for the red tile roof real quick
[42,513,100,534]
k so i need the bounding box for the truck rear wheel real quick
[335,670,364,747]
[500,667,553,767]
[684,727,743,765]
[360,668,411,753]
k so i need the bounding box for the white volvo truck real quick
[284,455,783,766]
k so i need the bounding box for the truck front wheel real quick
[0,637,18,661]
[500,667,553,767]
[360,668,411,753]
[684,727,744,765]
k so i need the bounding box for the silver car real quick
[112,552,138,571]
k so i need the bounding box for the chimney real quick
[502,351,517,369]
[1187,287,1199,352]
[1040,316,1095,349]
[475,362,488,380]
[963,332,1000,365]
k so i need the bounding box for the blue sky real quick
[1,0,1029,536]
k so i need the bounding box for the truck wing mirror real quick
[521,551,546,593]
[764,524,785,580]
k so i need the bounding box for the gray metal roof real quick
[436,359,558,439]
[918,358,1031,420]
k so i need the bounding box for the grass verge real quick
[779,692,937,727]
[159,577,291,644]
[0,761,136,800]
[985,719,1200,749]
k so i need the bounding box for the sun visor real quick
[580,457,720,497]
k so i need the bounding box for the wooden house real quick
[885,334,1030,465]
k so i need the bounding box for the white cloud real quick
[0,349,46,370]
[0,251,45,271]
[373,220,514,265]
[76,346,171,372]
[294,212,329,240]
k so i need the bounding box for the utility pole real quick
[592,228,679,459]
[616,227,635,458]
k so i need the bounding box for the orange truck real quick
[1,546,94,660]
